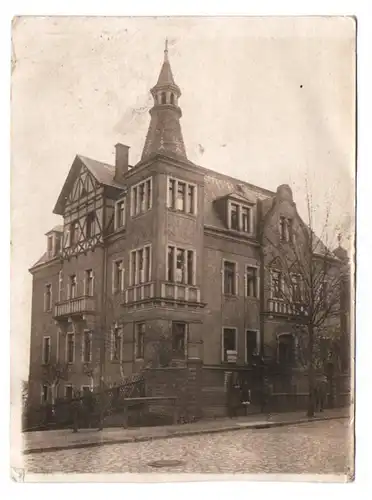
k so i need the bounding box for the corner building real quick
[28,45,348,411]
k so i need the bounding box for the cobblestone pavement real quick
[24,420,353,476]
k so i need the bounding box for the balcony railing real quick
[161,282,201,303]
[54,296,95,318]
[123,282,155,304]
[268,299,308,317]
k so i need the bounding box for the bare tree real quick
[41,356,70,404]
[261,183,350,417]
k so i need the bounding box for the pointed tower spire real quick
[141,41,187,161]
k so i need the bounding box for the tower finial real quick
[164,38,169,61]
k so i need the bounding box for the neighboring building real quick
[28,43,350,409]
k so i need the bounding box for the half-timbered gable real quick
[53,155,126,258]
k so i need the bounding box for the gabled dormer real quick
[45,225,63,259]
[213,191,256,236]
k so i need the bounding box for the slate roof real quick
[203,173,273,228]
[77,155,127,190]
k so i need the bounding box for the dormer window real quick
[47,235,53,257]
[46,231,62,258]
[228,201,254,234]
[230,204,239,230]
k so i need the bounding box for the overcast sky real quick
[11,17,355,379]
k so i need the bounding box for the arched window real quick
[161,92,166,104]
[170,93,175,105]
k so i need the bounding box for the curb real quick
[23,414,348,456]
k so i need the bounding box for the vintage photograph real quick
[11,16,355,481]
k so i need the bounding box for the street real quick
[24,419,352,476]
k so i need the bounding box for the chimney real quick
[114,143,130,181]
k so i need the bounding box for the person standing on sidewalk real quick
[261,377,273,417]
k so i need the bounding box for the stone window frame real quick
[245,329,260,364]
[129,244,152,286]
[114,197,126,230]
[41,336,51,365]
[134,322,145,360]
[222,259,238,296]
[44,283,53,312]
[112,259,125,293]
[245,264,260,298]
[221,326,238,363]
[166,176,197,215]
[130,176,153,217]
[166,244,196,286]
[227,200,254,234]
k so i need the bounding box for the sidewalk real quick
[23,407,350,455]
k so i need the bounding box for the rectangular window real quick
[70,275,77,298]
[85,269,94,296]
[111,327,121,361]
[58,271,63,301]
[167,246,174,281]
[86,212,95,238]
[167,245,195,285]
[168,179,176,209]
[130,246,151,285]
[135,323,145,359]
[187,185,195,214]
[246,330,259,363]
[42,336,51,365]
[114,199,125,229]
[64,226,71,248]
[291,274,302,302]
[223,261,237,295]
[176,182,186,211]
[271,270,284,299]
[64,385,73,400]
[131,177,152,216]
[47,235,53,256]
[41,385,49,404]
[246,266,258,298]
[230,203,239,230]
[172,322,187,359]
[241,206,251,233]
[222,328,237,363]
[167,177,197,215]
[82,330,92,363]
[44,284,52,311]
[70,220,80,245]
[112,260,124,292]
[279,216,293,242]
[66,333,75,363]
[55,234,61,254]
[176,248,185,283]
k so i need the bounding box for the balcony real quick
[123,282,155,304]
[54,295,96,319]
[268,299,308,317]
[161,282,201,303]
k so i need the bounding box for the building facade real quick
[28,44,349,409]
